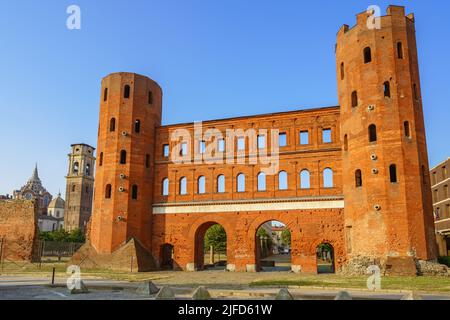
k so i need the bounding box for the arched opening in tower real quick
[316,243,335,274]
[160,243,174,270]
[255,220,291,272]
[194,222,227,271]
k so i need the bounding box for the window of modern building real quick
[179,177,187,195]
[384,81,391,98]
[124,85,130,99]
[351,91,358,107]
[389,164,398,183]
[110,118,116,132]
[105,184,112,199]
[443,166,448,180]
[278,171,288,190]
[433,189,439,202]
[103,88,108,102]
[323,168,334,188]
[218,139,225,152]
[279,133,287,147]
[257,135,266,149]
[237,137,245,151]
[257,172,266,191]
[237,174,245,192]
[217,175,225,193]
[300,170,310,189]
[198,176,206,194]
[134,119,141,133]
[355,169,362,187]
[300,131,309,145]
[397,42,404,59]
[132,185,138,200]
[163,144,169,157]
[444,185,448,199]
[162,178,169,196]
[120,150,127,164]
[364,47,372,63]
[322,128,332,143]
[368,124,377,143]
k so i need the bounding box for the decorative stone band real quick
[152,196,344,214]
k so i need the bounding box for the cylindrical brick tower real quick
[336,6,437,264]
[89,72,162,254]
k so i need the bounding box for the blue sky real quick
[1,1,449,196]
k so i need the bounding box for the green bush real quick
[438,256,450,267]
[38,228,85,243]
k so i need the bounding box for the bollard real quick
[51,267,56,286]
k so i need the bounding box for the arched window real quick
[99,152,103,166]
[85,164,91,176]
[397,42,404,59]
[384,81,391,98]
[323,168,334,188]
[364,47,372,63]
[134,119,141,133]
[368,124,377,143]
[110,118,116,132]
[237,174,245,193]
[132,185,138,199]
[217,175,225,193]
[148,91,153,104]
[146,154,150,168]
[300,170,310,189]
[105,184,112,199]
[124,85,130,99]
[120,150,127,164]
[198,176,205,194]
[404,121,411,138]
[351,91,358,107]
[413,84,419,100]
[179,177,187,195]
[355,169,362,187]
[390,164,398,183]
[278,171,288,190]
[257,172,266,191]
[73,162,79,174]
[103,88,108,102]
[344,134,348,151]
[340,62,345,80]
[72,184,76,192]
[162,178,169,196]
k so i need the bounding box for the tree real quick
[204,224,226,253]
[38,228,85,243]
[281,229,291,246]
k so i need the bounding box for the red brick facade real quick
[88,6,438,273]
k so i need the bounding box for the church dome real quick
[48,193,65,209]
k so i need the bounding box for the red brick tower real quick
[89,73,162,257]
[337,6,437,269]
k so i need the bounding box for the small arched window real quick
[73,162,79,174]
[384,81,391,98]
[85,164,91,176]
[355,169,362,187]
[134,119,141,133]
[132,185,138,199]
[120,150,127,164]
[124,85,130,99]
[344,134,348,151]
[340,62,345,80]
[217,175,225,193]
[103,88,108,102]
[257,172,266,191]
[179,177,187,195]
[300,170,310,189]
[323,168,334,188]
[99,152,103,166]
[390,164,398,183]
[413,84,419,100]
[397,42,404,59]
[72,184,76,192]
[237,174,245,193]
[146,154,150,168]
[278,171,288,190]
[404,121,411,138]
[162,178,169,196]
[369,124,377,143]
[110,118,116,132]
[198,176,206,194]
[351,91,358,108]
[364,47,372,63]
[148,91,153,104]
[105,184,112,199]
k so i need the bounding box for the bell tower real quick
[89,72,162,255]
[337,5,437,265]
